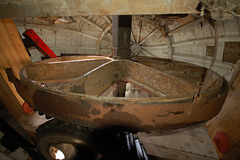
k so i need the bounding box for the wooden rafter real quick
[139,28,158,45]
[79,16,103,31]
[131,29,136,43]
[103,16,112,24]
[96,24,112,54]
[168,17,205,36]
[15,22,107,42]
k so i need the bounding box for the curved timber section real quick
[7,56,228,132]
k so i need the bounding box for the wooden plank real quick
[137,126,219,159]
[224,17,239,36]
[178,30,187,41]
[172,32,181,42]
[0,71,24,120]
[15,23,100,41]
[193,23,204,39]
[79,16,103,31]
[103,16,112,24]
[96,24,112,54]
[0,19,31,120]
[141,36,240,50]
[201,21,212,38]
[185,26,195,40]
[0,0,199,18]
[206,71,240,159]
[192,44,206,57]
[168,17,205,36]
[176,14,195,26]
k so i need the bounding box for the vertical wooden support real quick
[112,15,132,97]
[0,19,31,120]
[112,15,119,58]
[112,15,132,59]
[206,71,240,159]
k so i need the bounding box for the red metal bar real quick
[23,29,57,58]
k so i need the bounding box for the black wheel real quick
[36,119,149,160]
[36,119,107,160]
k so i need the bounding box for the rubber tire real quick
[36,119,106,160]
[36,119,149,160]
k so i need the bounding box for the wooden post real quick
[206,71,240,159]
[0,19,31,120]
[112,15,132,59]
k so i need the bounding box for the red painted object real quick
[22,102,34,115]
[23,29,57,58]
[213,131,231,153]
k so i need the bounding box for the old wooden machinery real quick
[6,15,229,160]
[6,56,228,132]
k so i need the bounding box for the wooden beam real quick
[137,126,219,159]
[141,36,240,50]
[134,16,173,60]
[0,19,31,120]
[112,15,132,59]
[103,16,112,24]
[206,70,240,159]
[96,24,112,54]
[15,22,100,41]
[168,17,205,36]
[0,0,199,18]
[135,16,167,36]
[139,28,157,45]
[173,36,240,47]
[0,71,23,120]
[79,16,103,31]
[141,48,157,57]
